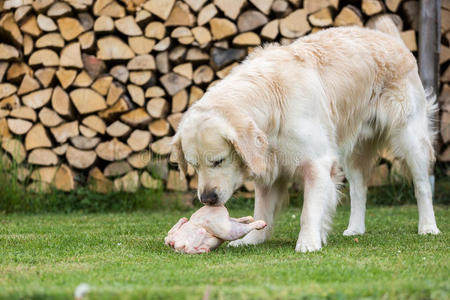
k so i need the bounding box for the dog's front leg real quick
[296,159,337,252]
[229,179,288,247]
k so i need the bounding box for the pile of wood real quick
[0,0,447,194]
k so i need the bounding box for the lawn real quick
[0,205,448,300]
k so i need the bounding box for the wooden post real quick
[418,0,440,194]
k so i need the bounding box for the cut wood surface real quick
[0,0,445,193]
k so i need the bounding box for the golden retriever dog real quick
[171,16,440,252]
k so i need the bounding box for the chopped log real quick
[150,136,172,155]
[0,12,23,46]
[14,6,33,23]
[106,120,131,137]
[47,2,72,17]
[70,88,107,114]
[0,109,9,118]
[210,18,237,40]
[280,9,311,38]
[35,67,56,88]
[95,138,132,161]
[160,72,191,95]
[104,160,132,176]
[128,36,155,54]
[0,94,20,110]
[82,54,107,79]
[440,45,450,65]
[197,3,218,26]
[28,148,58,166]
[115,15,142,36]
[106,82,124,105]
[334,5,363,27]
[216,62,238,79]
[1,138,26,163]
[127,54,155,70]
[169,46,187,64]
[20,15,42,37]
[400,30,417,51]
[82,115,106,134]
[0,83,17,99]
[51,86,73,117]
[0,43,19,60]
[145,86,166,98]
[70,136,101,149]
[56,68,77,89]
[79,124,98,138]
[39,107,64,127]
[66,145,96,169]
[130,71,152,85]
[149,119,170,136]
[0,118,11,139]
[73,70,93,87]
[146,97,169,118]
[54,164,75,191]
[211,47,246,69]
[27,182,52,193]
[0,63,8,83]
[22,88,53,109]
[53,143,68,155]
[98,96,132,119]
[97,36,135,60]
[171,26,192,39]
[440,112,450,143]
[192,26,211,45]
[23,34,34,55]
[186,47,209,61]
[153,36,171,51]
[362,0,384,16]
[385,0,402,12]
[126,84,144,106]
[78,13,94,31]
[7,118,33,135]
[92,76,113,96]
[173,62,193,79]
[79,31,95,50]
[165,1,195,27]
[37,14,57,31]
[29,49,59,67]
[171,89,188,112]
[143,0,175,20]
[25,123,52,150]
[167,112,183,130]
[271,0,291,16]
[35,32,65,48]
[97,1,126,18]
[60,42,84,69]
[237,10,268,32]
[193,65,214,84]
[308,7,333,27]
[88,167,113,193]
[7,62,32,82]
[94,15,114,32]
[144,21,166,39]
[156,51,170,73]
[120,108,151,126]
[50,121,79,143]
[32,0,56,12]
[110,65,129,83]
[31,166,57,183]
[184,0,207,11]
[167,170,187,191]
[214,0,245,20]
[127,129,151,151]
[250,0,273,14]
[16,74,40,96]
[140,170,162,188]
[114,170,139,192]
[136,10,152,25]
[401,1,419,31]
[189,85,203,105]
[10,106,37,121]
[233,32,261,46]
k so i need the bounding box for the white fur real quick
[172,17,440,252]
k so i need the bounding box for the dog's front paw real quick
[343,227,365,236]
[418,224,440,235]
[228,231,266,247]
[296,230,322,253]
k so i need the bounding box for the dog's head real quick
[172,107,268,206]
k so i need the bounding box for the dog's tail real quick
[366,14,401,39]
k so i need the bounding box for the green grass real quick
[0,205,448,299]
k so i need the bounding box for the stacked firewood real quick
[0,0,446,194]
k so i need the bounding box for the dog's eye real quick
[212,158,225,167]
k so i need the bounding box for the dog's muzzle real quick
[200,190,218,205]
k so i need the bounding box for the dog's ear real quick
[171,133,187,178]
[227,120,268,177]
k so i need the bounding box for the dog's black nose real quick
[200,191,218,205]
